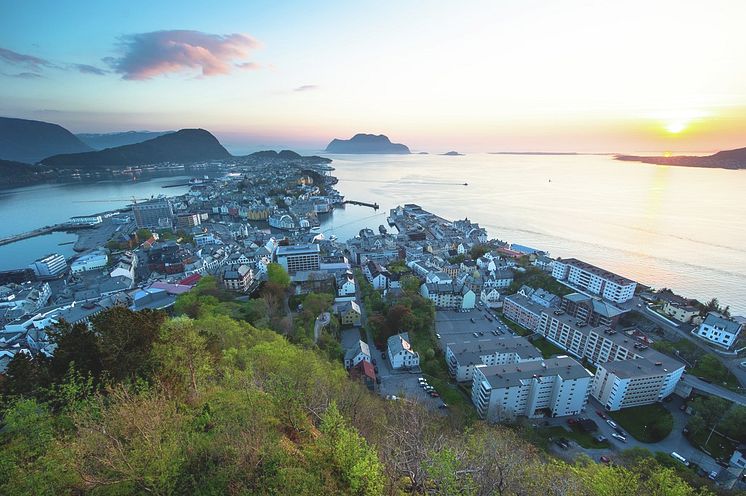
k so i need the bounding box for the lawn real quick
[608,404,673,443]
[687,428,738,461]
[690,357,743,392]
[538,425,610,449]
[531,337,566,359]
[497,314,533,337]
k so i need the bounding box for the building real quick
[335,300,362,327]
[336,271,356,297]
[420,282,476,311]
[349,360,376,390]
[503,293,544,331]
[133,199,174,229]
[592,356,686,411]
[536,311,685,410]
[363,260,391,290]
[693,313,744,349]
[560,293,624,328]
[471,356,593,421]
[176,213,201,229]
[729,446,746,469]
[29,253,67,279]
[344,340,371,369]
[662,301,700,324]
[70,250,108,274]
[222,264,253,292]
[68,215,103,226]
[446,336,543,383]
[276,243,321,274]
[552,258,636,304]
[109,252,137,281]
[387,332,420,370]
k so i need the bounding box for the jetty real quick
[0,226,57,247]
[343,200,379,210]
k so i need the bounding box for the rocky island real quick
[616,146,746,170]
[442,151,464,156]
[325,133,410,154]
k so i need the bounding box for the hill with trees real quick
[0,116,92,163]
[0,276,726,495]
[325,133,411,154]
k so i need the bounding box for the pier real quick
[0,226,57,247]
[343,200,379,210]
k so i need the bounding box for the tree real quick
[0,352,49,400]
[267,263,291,288]
[401,275,421,295]
[469,244,489,259]
[91,307,167,381]
[154,317,213,400]
[48,322,102,384]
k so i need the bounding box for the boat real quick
[463,182,468,186]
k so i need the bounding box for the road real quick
[682,375,746,406]
[314,312,330,343]
[551,395,722,474]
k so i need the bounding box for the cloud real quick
[72,63,107,75]
[0,47,55,70]
[0,70,44,79]
[107,30,262,80]
[294,84,318,92]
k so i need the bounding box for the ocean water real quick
[319,153,746,313]
[0,154,744,313]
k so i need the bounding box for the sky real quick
[1,0,746,153]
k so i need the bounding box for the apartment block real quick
[446,336,542,383]
[552,258,636,304]
[276,243,321,275]
[471,356,592,421]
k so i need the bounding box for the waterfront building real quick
[276,243,321,274]
[68,215,103,226]
[552,258,636,304]
[70,250,108,274]
[693,313,744,349]
[133,199,174,229]
[471,356,592,421]
[29,253,67,279]
[662,301,701,324]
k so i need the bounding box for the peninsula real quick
[616,146,746,170]
[325,133,410,154]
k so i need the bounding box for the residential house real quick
[387,332,420,370]
[344,340,371,369]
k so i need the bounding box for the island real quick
[616,146,746,170]
[441,151,464,156]
[325,133,410,154]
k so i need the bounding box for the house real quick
[730,446,746,469]
[663,301,700,324]
[693,312,744,349]
[364,260,391,290]
[387,332,420,370]
[222,264,253,292]
[480,288,501,309]
[344,340,371,369]
[335,300,362,327]
[337,271,356,297]
[349,360,377,390]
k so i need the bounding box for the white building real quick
[502,293,544,331]
[471,356,592,421]
[344,340,371,369]
[446,336,543,383]
[387,332,420,370]
[29,253,67,279]
[421,282,475,311]
[363,260,391,290]
[337,271,356,297]
[552,258,636,304]
[276,243,321,275]
[536,311,685,410]
[71,250,108,274]
[693,312,744,349]
[69,215,103,226]
[109,252,137,281]
[592,358,685,411]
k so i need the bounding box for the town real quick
[1,162,745,490]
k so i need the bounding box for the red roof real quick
[179,273,202,286]
[351,360,376,381]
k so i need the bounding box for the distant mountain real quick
[325,133,410,154]
[76,131,173,150]
[247,149,332,164]
[41,129,232,168]
[0,116,92,163]
[442,151,464,156]
[0,159,54,188]
[616,147,746,170]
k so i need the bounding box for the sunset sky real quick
[2,0,745,153]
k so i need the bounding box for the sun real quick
[665,120,687,134]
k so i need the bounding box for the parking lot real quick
[435,308,514,349]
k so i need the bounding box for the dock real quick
[343,200,379,210]
[0,226,57,247]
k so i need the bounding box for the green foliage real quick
[608,404,674,443]
[469,244,489,259]
[136,228,152,240]
[267,262,291,288]
[506,266,572,297]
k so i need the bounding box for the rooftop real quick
[477,356,592,389]
[558,258,635,286]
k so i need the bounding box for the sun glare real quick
[665,121,687,134]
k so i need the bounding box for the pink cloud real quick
[107,30,261,80]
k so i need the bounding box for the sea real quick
[0,153,744,313]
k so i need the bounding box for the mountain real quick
[0,159,53,188]
[616,146,746,169]
[249,149,302,160]
[325,133,410,154]
[41,129,232,168]
[76,131,173,150]
[0,116,92,163]
[442,151,464,156]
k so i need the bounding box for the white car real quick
[606,419,618,429]
[611,433,627,443]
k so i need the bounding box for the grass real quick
[531,337,566,358]
[537,425,610,449]
[687,428,738,461]
[608,403,673,443]
[497,314,533,337]
[690,360,743,393]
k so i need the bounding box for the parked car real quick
[596,410,608,419]
[435,333,441,339]
[418,377,426,382]
[614,427,625,436]
[596,435,607,443]
[606,419,618,429]
[473,332,479,337]
[600,455,611,464]
[470,318,475,323]
[438,402,449,409]
[611,433,627,443]
[430,392,440,398]
[372,358,377,365]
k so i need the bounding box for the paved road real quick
[682,375,746,406]
[314,312,330,343]
[550,396,722,474]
